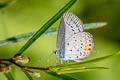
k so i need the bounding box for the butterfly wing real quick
[57,18,65,50]
[64,32,94,61]
[63,12,84,40]
[57,12,84,51]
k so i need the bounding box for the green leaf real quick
[56,67,109,74]
[22,69,33,80]
[0,0,15,8]
[4,72,14,80]
[47,72,80,80]
[14,0,77,57]
[84,22,107,30]
[0,22,106,47]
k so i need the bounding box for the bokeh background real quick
[0,0,120,80]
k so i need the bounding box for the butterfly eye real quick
[53,50,57,55]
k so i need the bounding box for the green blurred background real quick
[0,0,120,80]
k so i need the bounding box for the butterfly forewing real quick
[57,12,84,50]
[57,19,65,50]
[63,12,84,40]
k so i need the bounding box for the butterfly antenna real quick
[46,51,55,63]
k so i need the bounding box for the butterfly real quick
[55,12,94,62]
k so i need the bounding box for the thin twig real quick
[0,58,49,72]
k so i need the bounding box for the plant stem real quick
[0,58,49,72]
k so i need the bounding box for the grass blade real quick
[47,72,80,80]
[14,0,77,57]
[84,22,107,30]
[22,69,33,80]
[4,72,14,80]
[0,22,106,47]
[0,0,15,8]
[56,67,109,74]
[0,32,35,47]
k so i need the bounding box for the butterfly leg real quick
[56,57,60,65]
[60,59,63,64]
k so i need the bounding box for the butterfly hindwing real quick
[64,32,94,61]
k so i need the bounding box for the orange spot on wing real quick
[85,40,91,52]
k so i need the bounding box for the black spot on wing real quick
[72,29,74,31]
[77,56,78,58]
[67,43,69,45]
[80,52,82,56]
